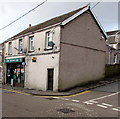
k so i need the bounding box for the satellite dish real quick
[48,41,55,47]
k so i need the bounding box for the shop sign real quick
[5,58,23,63]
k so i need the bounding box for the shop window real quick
[19,39,23,53]
[29,36,34,51]
[8,42,12,55]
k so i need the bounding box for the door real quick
[47,68,54,90]
[6,64,14,84]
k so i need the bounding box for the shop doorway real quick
[47,68,54,90]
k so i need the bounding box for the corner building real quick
[3,5,107,91]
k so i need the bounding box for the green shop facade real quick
[5,57,25,87]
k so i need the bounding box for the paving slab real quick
[2,75,120,96]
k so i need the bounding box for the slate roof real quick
[12,5,87,39]
[107,30,120,36]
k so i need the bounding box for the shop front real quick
[5,58,25,87]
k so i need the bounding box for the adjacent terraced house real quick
[0,44,2,82]
[106,30,120,64]
[3,5,107,91]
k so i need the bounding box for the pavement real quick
[2,75,120,96]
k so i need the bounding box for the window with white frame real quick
[19,39,23,52]
[8,42,12,55]
[46,31,53,49]
[114,54,117,64]
[29,36,34,51]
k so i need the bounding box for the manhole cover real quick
[57,108,75,114]
[46,97,56,100]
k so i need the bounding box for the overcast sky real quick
[0,1,119,43]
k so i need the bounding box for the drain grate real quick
[46,97,56,100]
[57,108,75,114]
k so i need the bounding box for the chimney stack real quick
[29,24,31,27]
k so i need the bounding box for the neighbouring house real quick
[0,44,2,82]
[106,30,120,64]
[3,5,107,91]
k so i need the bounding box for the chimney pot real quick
[29,24,31,27]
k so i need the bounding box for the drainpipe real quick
[115,31,120,64]
[109,47,111,64]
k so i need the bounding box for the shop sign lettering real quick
[5,58,22,63]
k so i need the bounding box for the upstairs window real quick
[8,42,12,55]
[114,54,117,64]
[29,36,34,51]
[46,31,53,49]
[19,39,23,53]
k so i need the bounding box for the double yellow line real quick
[2,88,91,98]
[2,88,31,96]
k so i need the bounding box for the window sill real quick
[44,48,53,51]
[18,52,23,54]
[8,54,12,55]
[28,50,35,53]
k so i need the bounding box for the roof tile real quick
[12,5,88,39]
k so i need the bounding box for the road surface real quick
[2,80,120,117]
